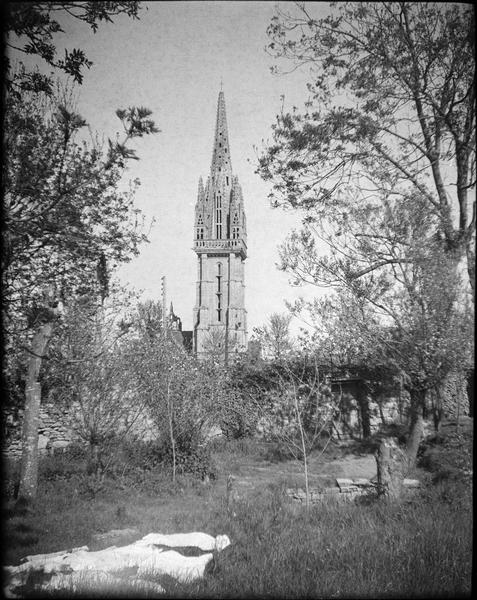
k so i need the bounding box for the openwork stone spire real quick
[210,91,233,179]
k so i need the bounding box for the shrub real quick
[39,445,86,482]
[418,429,473,483]
[162,443,216,480]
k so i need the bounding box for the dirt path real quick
[231,452,377,496]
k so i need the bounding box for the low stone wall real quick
[286,477,420,504]
[2,404,77,460]
[2,402,159,460]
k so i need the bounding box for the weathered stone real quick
[403,478,420,488]
[336,478,354,488]
[37,434,49,451]
[4,532,231,598]
[338,485,359,493]
[353,478,371,487]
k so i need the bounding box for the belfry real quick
[193,91,247,361]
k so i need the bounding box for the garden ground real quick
[2,425,473,598]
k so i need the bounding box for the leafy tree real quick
[128,303,220,481]
[290,241,473,465]
[259,1,475,296]
[46,285,142,477]
[252,312,295,361]
[4,1,141,95]
[4,81,158,502]
[257,2,475,467]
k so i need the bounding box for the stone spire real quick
[210,91,232,180]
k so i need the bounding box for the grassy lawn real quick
[2,432,472,598]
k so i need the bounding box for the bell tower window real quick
[216,262,222,322]
[196,214,204,240]
[216,193,222,238]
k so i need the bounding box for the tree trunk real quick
[466,241,475,303]
[295,394,310,510]
[405,388,426,470]
[17,320,54,504]
[375,438,406,501]
[87,438,103,476]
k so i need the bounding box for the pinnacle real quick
[197,177,205,202]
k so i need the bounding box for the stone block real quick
[322,487,341,494]
[353,478,371,487]
[403,478,420,488]
[338,486,359,493]
[336,478,354,489]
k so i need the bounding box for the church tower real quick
[193,91,247,361]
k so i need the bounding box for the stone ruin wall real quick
[2,373,470,460]
[2,403,159,460]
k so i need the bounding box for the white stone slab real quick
[4,532,231,598]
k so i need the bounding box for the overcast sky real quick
[15,1,333,334]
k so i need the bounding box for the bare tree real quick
[259,360,339,509]
[253,312,294,361]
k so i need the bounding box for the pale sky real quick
[14,1,333,335]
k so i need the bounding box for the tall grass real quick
[2,433,472,598]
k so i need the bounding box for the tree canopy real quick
[257,2,475,462]
[4,1,141,94]
[258,2,475,296]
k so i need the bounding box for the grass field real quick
[2,429,472,598]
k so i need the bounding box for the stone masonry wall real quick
[2,402,159,460]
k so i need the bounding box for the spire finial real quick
[220,77,223,92]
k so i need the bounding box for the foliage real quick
[256,3,474,464]
[252,312,295,361]
[2,83,158,410]
[418,427,473,483]
[259,362,336,453]
[42,287,145,475]
[4,1,141,95]
[200,327,239,365]
[259,1,475,293]
[3,1,158,505]
[127,302,221,480]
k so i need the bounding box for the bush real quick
[261,441,296,463]
[39,444,87,482]
[162,443,216,480]
[418,429,473,483]
[220,399,257,440]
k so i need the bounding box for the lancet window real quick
[216,193,222,238]
[216,262,223,322]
